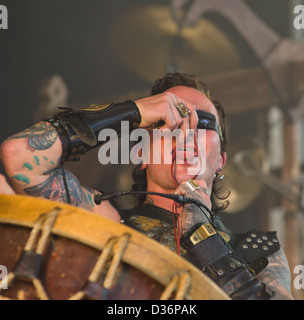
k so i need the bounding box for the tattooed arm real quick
[0,121,120,222]
[0,174,15,195]
[0,122,61,192]
[256,248,294,300]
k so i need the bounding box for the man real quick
[0,73,293,299]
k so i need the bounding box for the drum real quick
[0,195,229,300]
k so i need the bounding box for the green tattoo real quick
[87,194,95,207]
[83,187,99,207]
[11,174,30,187]
[82,191,95,207]
[83,192,89,204]
[22,162,33,171]
[34,156,40,165]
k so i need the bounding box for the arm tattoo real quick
[23,168,82,206]
[7,122,57,151]
[11,174,30,187]
[82,186,101,208]
[256,248,294,300]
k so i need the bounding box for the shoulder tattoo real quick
[7,122,58,151]
[23,167,82,206]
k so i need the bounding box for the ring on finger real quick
[176,102,190,118]
[202,187,211,195]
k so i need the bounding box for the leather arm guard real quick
[180,223,274,300]
[47,101,141,162]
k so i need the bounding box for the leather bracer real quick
[180,223,274,300]
[47,101,141,162]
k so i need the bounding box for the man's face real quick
[144,85,226,192]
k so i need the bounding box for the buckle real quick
[190,222,216,245]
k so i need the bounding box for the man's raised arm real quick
[0,94,196,219]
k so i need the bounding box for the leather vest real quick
[121,204,280,270]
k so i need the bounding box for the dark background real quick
[0,0,296,232]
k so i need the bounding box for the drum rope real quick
[160,271,191,300]
[0,208,60,300]
[69,233,130,300]
[88,238,116,283]
[103,234,130,289]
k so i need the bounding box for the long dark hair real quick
[132,73,229,213]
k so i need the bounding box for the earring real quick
[214,171,224,182]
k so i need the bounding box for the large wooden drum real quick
[0,195,229,300]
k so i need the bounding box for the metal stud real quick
[193,235,199,242]
[217,269,224,276]
[262,236,268,240]
[251,233,257,238]
[268,241,273,246]
[246,237,252,242]
[252,244,258,249]
[226,284,233,292]
[262,245,269,251]
[257,238,262,243]
[242,244,248,249]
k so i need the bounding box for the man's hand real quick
[174,179,212,234]
[135,92,198,131]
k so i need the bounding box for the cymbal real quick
[216,138,265,214]
[110,5,242,83]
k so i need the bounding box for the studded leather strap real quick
[233,229,280,265]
